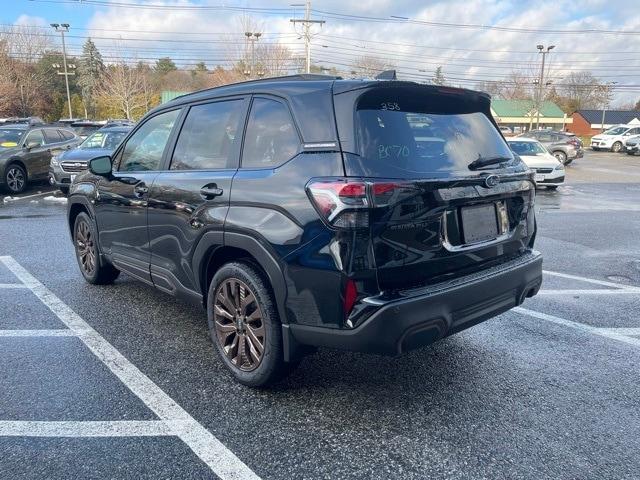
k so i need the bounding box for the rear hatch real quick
[333,82,535,292]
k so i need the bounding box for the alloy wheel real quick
[76,219,96,276]
[6,167,25,193]
[213,278,265,372]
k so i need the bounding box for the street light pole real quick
[244,32,262,78]
[535,44,554,130]
[51,23,73,120]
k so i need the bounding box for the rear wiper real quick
[468,155,512,170]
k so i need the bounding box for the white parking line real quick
[0,329,76,336]
[543,270,638,290]
[538,289,640,295]
[0,283,29,289]
[0,256,261,480]
[513,307,640,348]
[598,327,640,336]
[0,420,172,437]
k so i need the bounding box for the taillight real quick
[307,179,410,229]
[343,278,358,318]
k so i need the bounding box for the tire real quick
[207,261,293,387]
[4,163,27,194]
[592,147,599,151]
[73,212,120,285]
[60,186,69,195]
[611,142,623,153]
[553,150,567,164]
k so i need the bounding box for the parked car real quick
[499,126,513,136]
[0,124,81,194]
[508,138,565,189]
[71,120,104,139]
[590,125,640,152]
[520,129,583,164]
[624,135,640,155]
[49,125,132,194]
[0,116,46,126]
[67,75,542,387]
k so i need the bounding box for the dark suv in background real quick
[67,75,542,387]
[0,124,80,193]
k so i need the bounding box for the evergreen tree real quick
[77,38,105,118]
[432,66,446,86]
[155,57,177,75]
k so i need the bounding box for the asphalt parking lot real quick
[1,150,640,479]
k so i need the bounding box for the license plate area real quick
[534,173,545,182]
[460,203,499,244]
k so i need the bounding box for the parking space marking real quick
[598,327,640,336]
[514,307,640,348]
[0,284,29,289]
[0,329,76,336]
[538,289,640,295]
[0,420,172,437]
[0,256,261,480]
[543,270,638,290]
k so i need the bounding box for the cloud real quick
[81,0,639,104]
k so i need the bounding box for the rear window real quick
[354,90,513,177]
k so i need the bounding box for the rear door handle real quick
[200,184,223,199]
[134,183,149,197]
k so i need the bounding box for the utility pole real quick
[600,81,618,131]
[51,23,74,120]
[290,1,325,74]
[535,44,554,130]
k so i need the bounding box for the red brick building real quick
[568,110,640,136]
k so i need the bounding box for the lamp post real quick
[535,44,555,130]
[51,23,74,120]
[244,32,262,78]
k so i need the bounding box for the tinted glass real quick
[74,126,100,137]
[119,110,179,172]
[508,141,546,155]
[24,130,44,147]
[0,129,24,147]
[242,98,299,168]
[604,126,626,135]
[171,100,244,170]
[59,129,75,140]
[355,105,513,176]
[81,130,128,150]
[43,128,63,144]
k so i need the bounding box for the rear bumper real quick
[287,250,542,356]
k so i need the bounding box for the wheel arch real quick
[194,231,289,325]
[4,157,28,181]
[67,197,96,237]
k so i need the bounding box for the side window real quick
[119,109,180,172]
[24,129,44,147]
[59,129,75,141]
[242,98,300,168]
[43,128,63,144]
[170,100,244,170]
[537,133,552,142]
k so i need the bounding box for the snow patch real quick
[42,196,68,204]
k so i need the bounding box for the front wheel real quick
[207,261,293,387]
[612,142,623,153]
[73,212,120,284]
[553,150,567,164]
[4,164,27,194]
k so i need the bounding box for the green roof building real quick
[490,99,570,132]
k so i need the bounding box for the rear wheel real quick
[552,150,567,164]
[207,261,292,387]
[4,164,27,194]
[73,212,120,284]
[612,141,623,153]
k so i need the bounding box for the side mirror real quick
[88,155,112,176]
[24,141,40,150]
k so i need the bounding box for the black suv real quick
[0,124,81,193]
[67,75,542,386]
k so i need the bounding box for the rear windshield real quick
[354,92,513,177]
[508,140,547,156]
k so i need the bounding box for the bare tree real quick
[0,24,51,63]
[95,60,147,120]
[351,55,394,78]
[557,71,612,112]
[257,43,293,77]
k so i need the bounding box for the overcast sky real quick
[5,0,640,105]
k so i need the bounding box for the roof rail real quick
[172,73,342,102]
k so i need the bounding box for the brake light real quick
[307,179,409,229]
